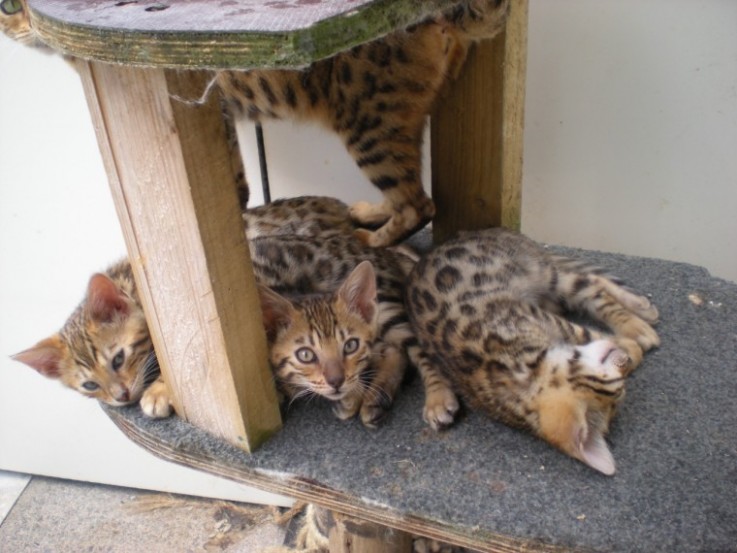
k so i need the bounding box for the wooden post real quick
[77,61,282,451]
[327,510,412,553]
[431,0,529,242]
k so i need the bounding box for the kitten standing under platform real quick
[2,0,511,248]
[217,0,510,247]
[406,228,660,474]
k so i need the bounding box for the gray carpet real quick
[106,243,737,553]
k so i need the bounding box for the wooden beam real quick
[327,509,412,553]
[431,0,529,242]
[76,61,282,451]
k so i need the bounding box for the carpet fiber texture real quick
[107,242,737,553]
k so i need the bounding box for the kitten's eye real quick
[111,349,125,371]
[82,381,100,392]
[295,347,316,364]
[343,338,359,355]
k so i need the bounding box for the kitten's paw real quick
[634,299,659,324]
[579,340,634,378]
[360,396,393,429]
[615,338,644,374]
[595,276,659,323]
[140,379,173,418]
[618,317,660,352]
[349,201,391,226]
[333,394,362,421]
[350,199,435,247]
[423,387,460,430]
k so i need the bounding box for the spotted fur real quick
[11,197,359,418]
[243,196,354,241]
[252,234,458,429]
[11,260,166,415]
[217,0,510,248]
[406,228,660,474]
[13,197,447,426]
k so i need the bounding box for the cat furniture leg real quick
[76,61,282,451]
[431,0,528,242]
[327,509,413,553]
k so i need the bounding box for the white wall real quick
[0,36,290,506]
[522,0,737,281]
[1,0,735,496]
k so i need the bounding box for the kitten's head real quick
[12,271,156,406]
[535,340,632,475]
[258,261,378,403]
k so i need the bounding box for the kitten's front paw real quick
[332,393,362,421]
[360,396,393,429]
[423,387,460,430]
[140,379,173,418]
[614,337,644,375]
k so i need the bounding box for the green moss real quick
[30,0,461,69]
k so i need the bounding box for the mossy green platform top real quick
[27,0,458,68]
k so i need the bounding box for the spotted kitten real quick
[252,234,458,429]
[2,0,510,249]
[217,0,510,247]
[406,228,660,475]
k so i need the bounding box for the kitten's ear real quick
[87,273,129,323]
[11,336,65,379]
[336,261,377,324]
[571,421,616,476]
[258,285,296,337]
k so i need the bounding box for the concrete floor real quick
[0,473,290,552]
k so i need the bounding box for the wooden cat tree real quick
[23,2,737,552]
[26,0,525,550]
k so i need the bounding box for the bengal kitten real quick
[252,234,458,429]
[406,228,660,475]
[3,1,511,248]
[216,0,510,247]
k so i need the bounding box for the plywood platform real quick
[105,245,737,553]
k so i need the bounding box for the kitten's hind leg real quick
[344,127,435,247]
[558,273,660,352]
[351,191,435,248]
[541,309,643,374]
[592,274,659,324]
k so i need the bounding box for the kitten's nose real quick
[324,360,345,391]
[115,386,130,403]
